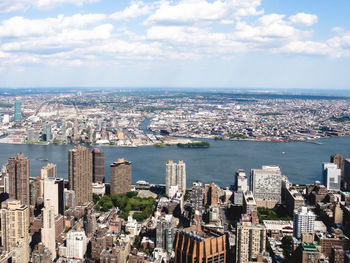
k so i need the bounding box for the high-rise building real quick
[323,162,341,191]
[0,199,30,262]
[43,177,64,215]
[156,214,173,253]
[42,122,52,141]
[250,165,282,207]
[293,207,316,238]
[174,225,226,263]
[110,158,132,195]
[165,160,186,197]
[92,148,105,183]
[344,159,350,191]
[69,145,92,206]
[7,153,30,208]
[14,100,22,122]
[204,182,218,206]
[66,228,88,260]
[331,154,345,181]
[41,199,56,260]
[236,219,266,263]
[189,181,204,211]
[235,169,248,192]
[40,163,56,197]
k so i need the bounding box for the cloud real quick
[110,1,153,21]
[289,13,318,26]
[0,0,99,13]
[145,0,263,26]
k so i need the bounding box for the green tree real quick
[281,235,293,259]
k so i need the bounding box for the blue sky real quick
[0,0,349,89]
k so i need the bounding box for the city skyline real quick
[0,0,350,89]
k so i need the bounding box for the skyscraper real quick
[40,163,56,197]
[293,207,316,238]
[344,159,350,190]
[250,165,282,207]
[92,148,105,183]
[42,122,52,141]
[41,199,56,260]
[0,199,30,262]
[165,160,186,197]
[331,154,345,181]
[7,153,30,208]
[235,169,248,192]
[204,182,218,206]
[110,158,132,195]
[14,99,22,122]
[44,177,64,215]
[69,145,92,205]
[156,214,174,253]
[322,162,341,191]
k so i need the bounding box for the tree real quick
[281,235,293,260]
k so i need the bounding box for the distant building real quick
[92,148,105,183]
[174,225,226,263]
[344,159,350,190]
[110,158,132,195]
[250,165,282,207]
[165,160,186,197]
[0,199,30,262]
[7,153,30,208]
[156,214,174,253]
[68,145,92,206]
[323,162,341,191]
[293,207,316,238]
[42,122,52,141]
[14,100,22,122]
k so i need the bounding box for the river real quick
[0,136,349,187]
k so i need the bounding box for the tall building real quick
[165,160,186,197]
[293,207,316,238]
[42,122,52,141]
[331,154,345,181]
[40,163,56,197]
[7,153,30,208]
[235,169,248,192]
[14,99,22,122]
[44,177,64,215]
[250,165,282,207]
[110,158,132,195]
[189,181,204,211]
[41,199,56,260]
[204,182,218,206]
[68,145,92,206]
[344,159,350,191]
[0,199,30,262]
[174,225,226,263]
[323,162,341,191]
[156,215,173,253]
[92,148,105,183]
[236,219,266,263]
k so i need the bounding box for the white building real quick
[165,160,186,197]
[66,229,88,260]
[293,207,316,238]
[125,216,141,235]
[44,178,59,215]
[235,169,248,192]
[322,162,341,191]
[41,199,56,260]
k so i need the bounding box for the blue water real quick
[0,137,349,187]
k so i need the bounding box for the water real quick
[0,137,349,187]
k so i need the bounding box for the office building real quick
[174,225,226,263]
[92,148,105,183]
[235,169,248,192]
[250,165,282,207]
[343,159,350,190]
[7,153,30,208]
[40,163,56,197]
[236,219,266,263]
[331,154,345,181]
[69,145,92,205]
[14,99,22,122]
[41,199,56,260]
[110,158,132,195]
[292,242,321,263]
[0,199,30,262]
[44,177,64,215]
[165,160,186,197]
[42,122,51,141]
[156,214,174,253]
[293,207,316,238]
[323,162,341,191]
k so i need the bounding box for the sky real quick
[0,0,350,90]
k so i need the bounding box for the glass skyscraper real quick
[14,100,22,122]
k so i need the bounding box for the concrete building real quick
[66,228,88,260]
[7,153,30,208]
[235,169,248,192]
[110,158,132,195]
[284,186,305,216]
[92,148,105,183]
[204,182,218,206]
[156,214,174,253]
[293,207,316,239]
[0,199,30,263]
[41,199,56,260]
[40,163,56,197]
[323,162,341,191]
[236,220,267,263]
[250,165,282,207]
[68,145,92,206]
[174,225,226,263]
[165,160,186,197]
[243,191,257,214]
[189,181,204,211]
[331,154,345,183]
[43,177,64,215]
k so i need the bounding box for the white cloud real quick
[0,0,99,12]
[289,13,318,27]
[110,1,152,20]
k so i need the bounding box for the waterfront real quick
[0,136,349,187]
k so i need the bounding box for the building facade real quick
[165,160,186,197]
[41,199,56,260]
[92,148,105,183]
[293,207,316,238]
[14,100,22,122]
[110,158,132,195]
[323,162,341,191]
